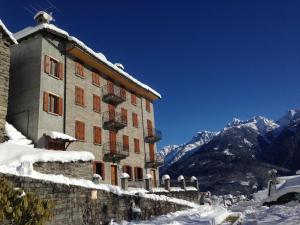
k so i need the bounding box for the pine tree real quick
[0,177,53,225]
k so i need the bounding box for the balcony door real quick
[149,143,155,161]
[111,165,118,186]
[109,131,117,153]
[147,120,153,136]
[108,104,115,121]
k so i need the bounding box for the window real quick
[75,61,84,77]
[93,126,102,145]
[92,72,100,86]
[134,167,143,181]
[132,113,138,128]
[146,99,151,112]
[134,138,140,153]
[123,135,129,151]
[43,92,63,115]
[93,161,105,180]
[75,86,85,106]
[93,95,101,113]
[131,93,137,106]
[75,120,85,141]
[147,120,153,136]
[121,108,128,124]
[44,55,63,79]
[123,165,132,180]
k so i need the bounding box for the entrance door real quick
[149,143,155,161]
[108,104,115,122]
[111,165,118,186]
[109,131,117,153]
[151,169,157,187]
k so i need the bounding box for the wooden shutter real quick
[92,72,100,86]
[93,95,101,113]
[76,121,85,140]
[146,100,151,112]
[82,88,85,106]
[131,93,137,105]
[58,62,64,80]
[133,113,138,127]
[58,97,63,116]
[109,104,115,121]
[43,92,49,112]
[123,135,129,151]
[147,120,153,136]
[107,81,114,94]
[94,126,102,144]
[134,138,140,153]
[109,131,117,153]
[121,108,127,124]
[44,55,50,74]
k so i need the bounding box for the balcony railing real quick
[102,111,127,131]
[144,128,162,143]
[103,142,129,162]
[102,84,126,105]
[145,156,164,168]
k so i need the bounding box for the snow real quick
[191,176,197,181]
[112,206,231,225]
[0,19,18,44]
[5,122,33,146]
[240,181,250,186]
[144,174,152,179]
[162,174,170,180]
[177,175,184,181]
[45,131,76,141]
[223,149,234,156]
[121,173,130,179]
[14,22,161,99]
[115,63,125,70]
[33,11,53,23]
[93,174,102,180]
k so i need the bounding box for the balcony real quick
[102,111,127,131]
[102,84,126,105]
[144,128,162,143]
[103,142,129,162]
[145,156,164,168]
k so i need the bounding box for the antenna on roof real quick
[23,6,36,16]
[46,0,62,13]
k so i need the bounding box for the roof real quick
[14,23,161,99]
[44,131,76,142]
[0,20,17,44]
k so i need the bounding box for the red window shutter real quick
[43,92,49,112]
[134,139,140,153]
[149,143,155,161]
[123,135,129,151]
[93,95,101,113]
[146,100,151,112]
[82,122,85,140]
[131,93,137,105]
[121,108,127,123]
[58,62,64,80]
[44,55,50,74]
[92,72,100,86]
[58,97,63,116]
[147,120,153,135]
[82,89,85,106]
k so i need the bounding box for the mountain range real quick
[158,109,300,195]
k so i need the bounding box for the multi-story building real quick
[0,20,17,142]
[8,12,162,187]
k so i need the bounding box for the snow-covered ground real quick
[111,206,231,225]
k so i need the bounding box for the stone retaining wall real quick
[33,161,93,180]
[1,173,191,225]
[152,190,199,203]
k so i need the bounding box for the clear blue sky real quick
[2,0,300,149]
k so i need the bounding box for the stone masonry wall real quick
[152,190,199,203]
[0,35,10,143]
[1,173,190,225]
[33,161,93,180]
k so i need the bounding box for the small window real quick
[92,72,100,86]
[44,55,63,79]
[93,95,101,113]
[93,161,105,180]
[75,120,85,141]
[93,126,102,145]
[75,86,85,107]
[123,165,132,180]
[131,93,137,106]
[146,100,151,112]
[43,92,63,116]
[134,167,143,181]
[75,61,84,77]
[132,113,138,128]
[134,138,140,153]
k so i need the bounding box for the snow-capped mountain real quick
[159,110,300,195]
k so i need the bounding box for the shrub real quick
[0,177,53,225]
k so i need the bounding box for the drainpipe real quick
[63,42,67,133]
[140,97,147,173]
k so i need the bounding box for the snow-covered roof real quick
[0,20,17,44]
[120,172,130,179]
[14,22,161,99]
[44,131,76,142]
[5,122,33,146]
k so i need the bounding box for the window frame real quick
[93,161,105,180]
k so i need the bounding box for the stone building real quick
[0,20,17,142]
[8,12,162,187]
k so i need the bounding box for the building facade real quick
[8,12,162,187]
[0,20,17,143]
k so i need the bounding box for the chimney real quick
[34,11,53,24]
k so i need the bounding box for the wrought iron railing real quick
[101,83,126,104]
[145,128,162,143]
[102,142,129,162]
[102,111,128,130]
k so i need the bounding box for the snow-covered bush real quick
[0,177,53,224]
